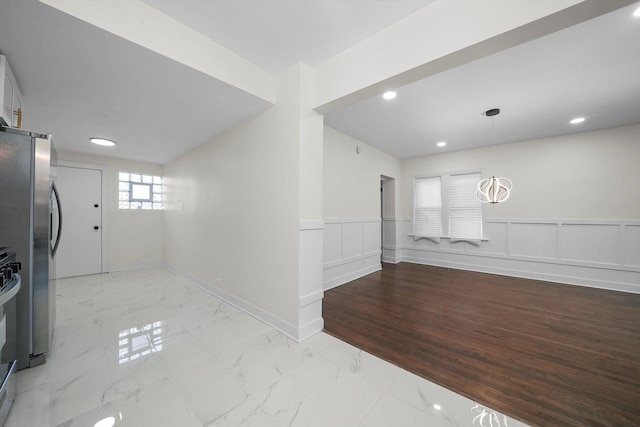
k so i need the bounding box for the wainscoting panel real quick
[299,221,325,341]
[625,225,640,267]
[469,221,508,255]
[343,222,364,260]
[382,218,399,263]
[510,222,558,260]
[559,223,621,265]
[364,221,382,255]
[323,218,382,290]
[323,222,342,265]
[388,218,640,294]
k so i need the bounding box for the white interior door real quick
[55,166,103,278]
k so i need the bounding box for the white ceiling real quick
[0,0,272,164]
[325,2,640,159]
[0,0,639,164]
[140,0,434,74]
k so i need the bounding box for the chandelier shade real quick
[476,176,512,204]
[475,108,512,204]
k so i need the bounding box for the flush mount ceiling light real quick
[382,90,397,100]
[94,417,116,427]
[90,137,116,147]
[570,117,585,124]
[476,108,512,204]
[437,141,447,147]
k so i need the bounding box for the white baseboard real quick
[385,218,640,294]
[163,262,302,341]
[401,251,640,294]
[298,317,324,341]
[324,260,381,290]
[108,261,161,272]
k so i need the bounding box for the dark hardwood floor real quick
[322,263,640,427]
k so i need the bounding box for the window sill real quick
[408,234,489,245]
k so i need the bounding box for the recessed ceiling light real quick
[433,403,442,410]
[382,91,397,100]
[634,6,640,17]
[570,117,585,125]
[94,417,116,427]
[437,141,447,147]
[90,137,116,147]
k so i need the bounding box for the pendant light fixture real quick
[476,108,512,204]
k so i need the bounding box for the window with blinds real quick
[411,172,484,243]
[449,173,483,242]
[413,176,442,240]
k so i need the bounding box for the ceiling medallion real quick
[476,108,512,204]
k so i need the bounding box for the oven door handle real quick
[51,181,63,258]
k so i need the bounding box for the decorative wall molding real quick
[382,217,401,264]
[299,220,324,231]
[388,218,640,294]
[298,221,325,340]
[323,217,382,289]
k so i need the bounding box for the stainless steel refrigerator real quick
[0,125,61,370]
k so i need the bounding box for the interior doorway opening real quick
[380,175,395,266]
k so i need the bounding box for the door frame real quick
[57,160,109,273]
[380,175,396,264]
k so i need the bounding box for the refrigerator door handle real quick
[51,181,62,258]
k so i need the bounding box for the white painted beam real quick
[313,0,633,113]
[39,0,276,104]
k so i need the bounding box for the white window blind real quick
[449,173,482,241]
[413,176,441,240]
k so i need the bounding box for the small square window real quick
[131,183,151,201]
[119,171,164,210]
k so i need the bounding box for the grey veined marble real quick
[7,267,530,427]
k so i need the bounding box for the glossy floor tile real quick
[6,267,530,427]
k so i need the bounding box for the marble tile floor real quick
[6,267,529,427]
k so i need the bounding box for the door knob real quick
[93,226,100,230]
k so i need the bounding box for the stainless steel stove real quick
[0,247,20,425]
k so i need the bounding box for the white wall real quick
[297,64,326,339]
[57,150,164,271]
[323,126,402,289]
[393,124,640,293]
[324,126,402,218]
[402,124,640,220]
[163,64,324,340]
[163,85,299,329]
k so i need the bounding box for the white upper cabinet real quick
[0,55,23,128]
